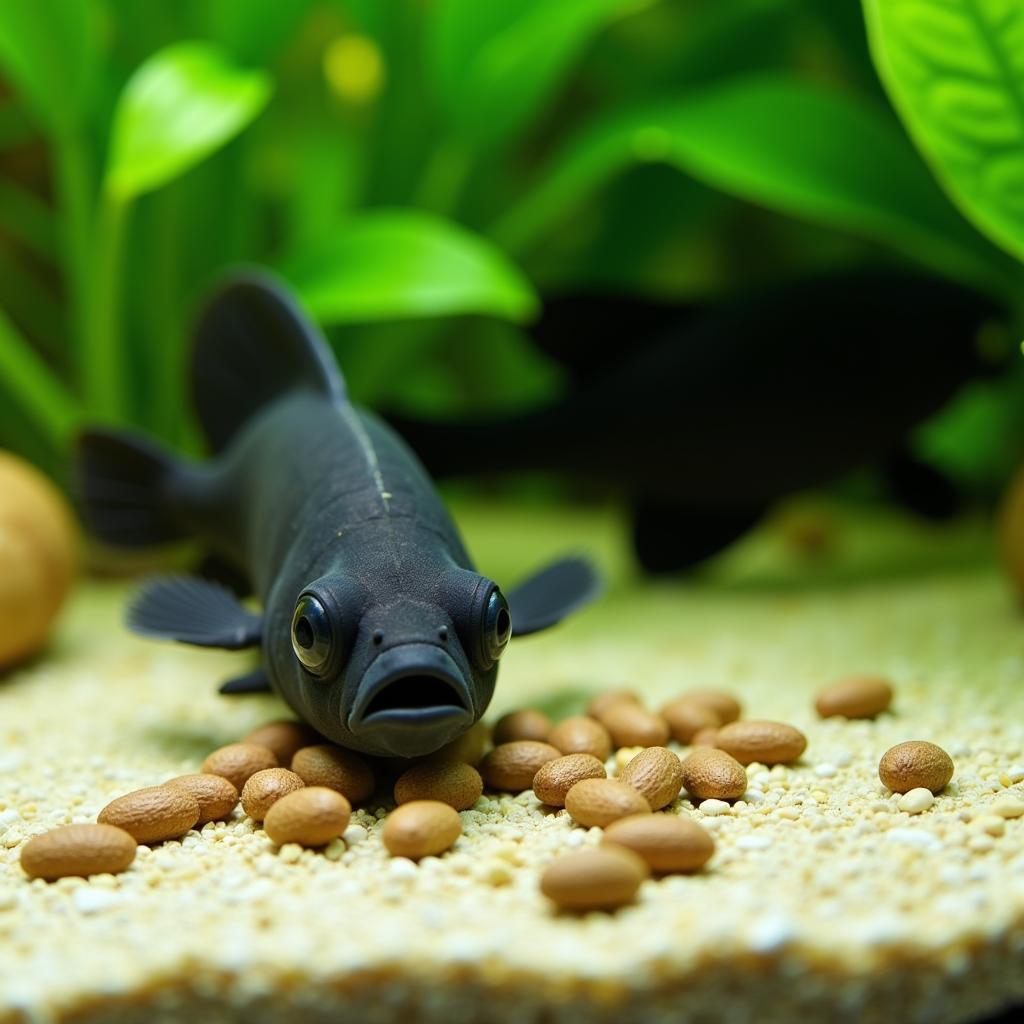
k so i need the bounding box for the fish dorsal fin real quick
[191,270,347,453]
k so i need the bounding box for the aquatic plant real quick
[0,0,1021,491]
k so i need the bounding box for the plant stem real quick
[52,132,94,392]
[0,307,81,455]
[85,194,129,422]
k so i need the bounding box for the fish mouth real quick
[348,644,472,756]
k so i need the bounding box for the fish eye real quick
[482,587,511,665]
[291,594,336,675]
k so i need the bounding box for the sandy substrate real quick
[2,502,1024,1023]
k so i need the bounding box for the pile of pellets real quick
[23,673,1019,914]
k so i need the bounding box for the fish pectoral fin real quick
[506,556,603,637]
[126,574,263,650]
[219,667,272,695]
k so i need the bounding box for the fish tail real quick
[74,429,188,546]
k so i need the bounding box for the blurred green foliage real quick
[0,0,1022,495]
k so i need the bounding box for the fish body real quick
[77,274,599,758]
[390,271,1004,570]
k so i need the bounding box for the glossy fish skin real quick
[76,273,599,759]
[389,271,1006,570]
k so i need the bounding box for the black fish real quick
[75,273,600,759]
[389,271,1005,572]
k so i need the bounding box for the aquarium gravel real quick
[2,512,1024,1024]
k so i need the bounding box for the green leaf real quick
[0,307,80,455]
[105,42,272,200]
[0,0,97,137]
[863,0,1024,263]
[200,0,314,65]
[283,210,538,323]
[427,0,635,150]
[494,74,1010,288]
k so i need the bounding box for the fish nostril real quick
[363,674,465,718]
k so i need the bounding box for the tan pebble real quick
[586,690,641,719]
[815,675,893,719]
[480,741,561,791]
[991,796,1024,819]
[599,703,669,748]
[603,814,715,873]
[20,824,136,881]
[680,747,748,801]
[897,787,934,815]
[382,800,461,859]
[547,716,612,761]
[97,786,200,844]
[263,787,351,847]
[675,690,741,724]
[432,721,490,766]
[243,720,320,764]
[394,760,482,811]
[291,745,375,804]
[240,768,305,822]
[564,778,651,828]
[660,699,721,743]
[202,743,278,792]
[618,747,683,810]
[491,708,552,745]
[690,727,720,748]
[716,720,807,766]
[540,847,649,911]
[878,741,954,794]
[163,774,238,825]
[533,754,606,807]
[971,814,1006,837]
[614,746,644,772]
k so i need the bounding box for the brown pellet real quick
[241,767,306,821]
[491,708,552,745]
[690,727,720,747]
[97,786,200,844]
[431,721,490,766]
[394,760,483,811]
[263,786,351,847]
[603,813,715,873]
[715,720,807,765]
[243,720,320,764]
[382,800,462,859]
[20,824,137,881]
[533,753,606,807]
[618,747,683,810]
[480,740,561,791]
[586,690,640,719]
[598,703,669,748]
[660,699,721,743]
[878,741,954,794]
[201,743,278,792]
[163,773,238,825]
[547,715,613,761]
[291,745,375,804]
[679,747,748,801]
[564,777,651,828]
[815,675,893,719]
[540,847,649,911]
[675,690,741,724]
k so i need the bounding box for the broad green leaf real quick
[428,0,635,149]
[200,0,314,64]
[863,0,1024,263]
[283,210,538,323]
[494,74,1010,289]
[0,0,97,137]
[105,42,272,200]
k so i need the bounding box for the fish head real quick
[267,566,507,758]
